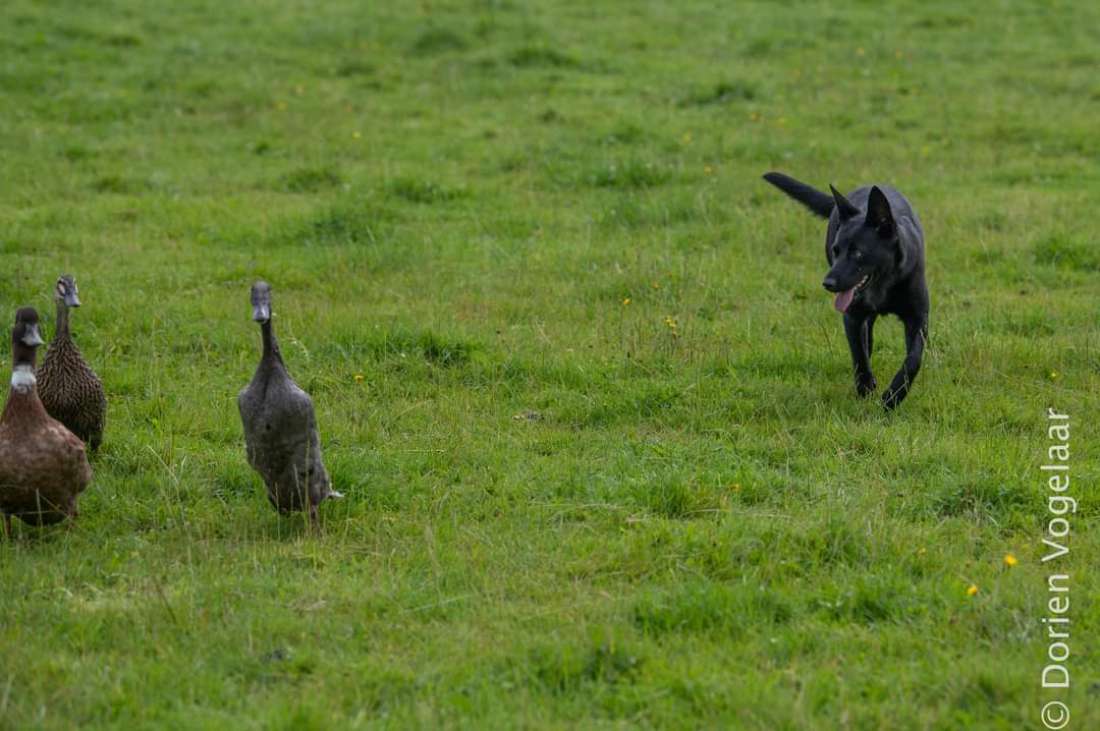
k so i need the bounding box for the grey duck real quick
[37,274,107,451]
[237,282,341,528]
[0,307,93,538]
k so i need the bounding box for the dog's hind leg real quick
[882,317,928,410]
[844,313,877,397]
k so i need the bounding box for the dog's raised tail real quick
[762,172,834,219]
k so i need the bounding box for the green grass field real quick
[1,1,1098,728]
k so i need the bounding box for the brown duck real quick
[237,282,341,528]
[0,307,93,538]
[37,274,107,451]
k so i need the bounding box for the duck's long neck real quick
[55,300,71,339]
[4,354,48,422]
[260,320,286,370]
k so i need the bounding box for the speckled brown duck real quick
[237,281,341,528]
[0,307,93,538]
[37,275,107,451]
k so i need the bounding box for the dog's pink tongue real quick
[834,287,856,313]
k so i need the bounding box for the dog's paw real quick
[855,375,877,398]
[881,387,904,410]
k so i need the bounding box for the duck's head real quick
[12,307,44,370]
[55,274,81,308]
[250,281,272,324]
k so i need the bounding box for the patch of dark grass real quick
[333,59,374,78]
[285,199,395,246]
[331,327,479,368]
[90,175,147,194]
[995,309,1055,337]
[1032,233,1100,272]
[525,632,644,695]
[508,44,578,69]
[602,121,646,146]
[792,518,870,569]
[410,27,468,55]
[632,478,698,519]
[62,145,93,162]
[104,32,143,48]
[590,160,671,189]
[386,177,466,204]
[930,478,1033,521]
[633,581,792,635]
[815,574,921,625]
[278,166,344,193]
[679,80,758,107]
[212,463,257,503]
[597,195,703,230]
[578,383,683,427]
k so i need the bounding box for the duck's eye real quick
[853,249,863,261]
[832,245,840,257]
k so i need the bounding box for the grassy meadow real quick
[1,0,1098,727]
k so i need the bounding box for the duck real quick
[37,274,107,451]
[237,281,341,528]
[0,307,93,538]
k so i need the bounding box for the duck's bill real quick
[252,304,271,322]
[21,324,44,346]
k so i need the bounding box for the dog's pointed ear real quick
[866,186,895,236]
[829,185,860,220]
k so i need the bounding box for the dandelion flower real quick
[966,584,979,597]
[1049,370,1059,380]
[622,297,631,306]
[354,374,365,383]
[1004,553,1018,567]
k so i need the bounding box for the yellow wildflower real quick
[966,584,979,597]
[1004,553,1018,567]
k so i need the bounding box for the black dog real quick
[763,172,928,410]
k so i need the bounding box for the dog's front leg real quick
[882,317,928,410]
[864,315,877,358]
[843,313,876,397]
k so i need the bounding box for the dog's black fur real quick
[763,172,928,410]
